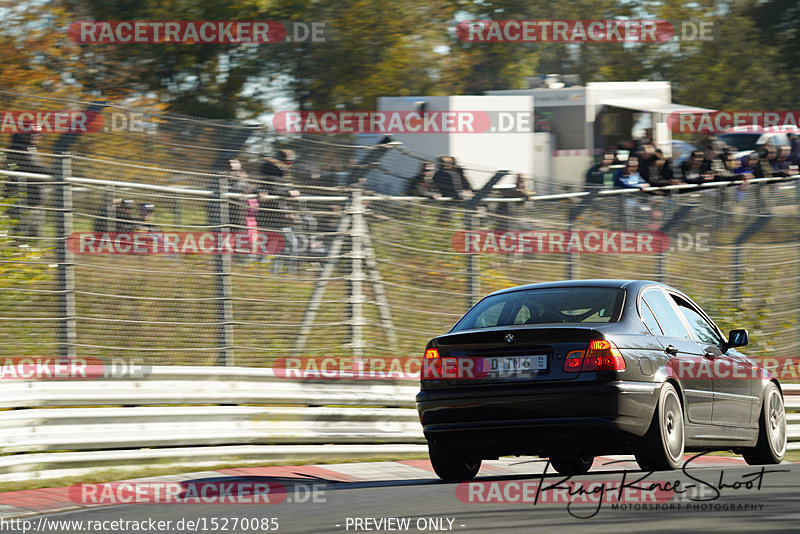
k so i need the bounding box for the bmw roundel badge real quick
[505,333,515,344]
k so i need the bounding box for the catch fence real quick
[1,92,800,378]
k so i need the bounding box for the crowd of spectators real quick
[585,134,800,192]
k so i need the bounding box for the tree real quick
[62,0,270,118]
[265,0,460,110]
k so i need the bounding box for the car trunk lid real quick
[426,325,602,385]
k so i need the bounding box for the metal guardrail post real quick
[213,174,233,366]
[349,190,366,358]
[54,154,77,360]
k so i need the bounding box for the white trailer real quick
[487,81,714,192]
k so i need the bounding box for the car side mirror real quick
[727,329,749,348]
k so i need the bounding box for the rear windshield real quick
[451,287,625,332]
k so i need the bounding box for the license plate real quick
[486,355,547,376]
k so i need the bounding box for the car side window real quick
[639,299,663,335]
[671,296,723,346]
[641,289,691,339]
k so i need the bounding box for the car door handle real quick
[664,345,679,355]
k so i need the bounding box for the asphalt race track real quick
[10,455,800,534]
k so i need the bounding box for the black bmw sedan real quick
[416,280,787,480]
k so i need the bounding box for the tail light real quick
[563,339,626,372]
[422,347,441,380]
[422,347,463,379]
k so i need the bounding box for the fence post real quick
[213,174,233,366]
[795,176,800,206]
[465,211,480,308]
[54,154,77,360]
[657,251,667,283]
[349,190,366,358]
[567,200,577,279]
[755,182,763,215]
[733,243,744,307]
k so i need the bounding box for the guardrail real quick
[0,369,798,483]
[0,367,423,483]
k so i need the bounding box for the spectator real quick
[788,133,800,167]
[698,133,723,153]
[647,149,682,187]
[257,149,300,273]
[227,158,249,193]
[406,161,440,198]
[242,187,260,259]
[137,203,159,232]
[735,153,759,179]
[513,173,534,198]
[616,139,639,158]
[433,156,470,200]
[734,153,759,201]
[495,173,533,231]
[256,149,300,231]
[700,146,726,181]
[770,145,793,177]
[681,151,713,184]
[116,199,137,233]
[227,159,249,234]
[715,149,737,181]
[5,127,49,238]
[585,152,615,188]
[754,146,775,179]
[450,157,474,200]
[613,157,648,189]
[93,193,114,233]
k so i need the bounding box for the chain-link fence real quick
[2,91,800,381]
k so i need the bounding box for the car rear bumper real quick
[416,380,660,454]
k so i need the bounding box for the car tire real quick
[635,382,684,471]
[743,382,786,465]
[550,454,594,476]
[428,442,481,481]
